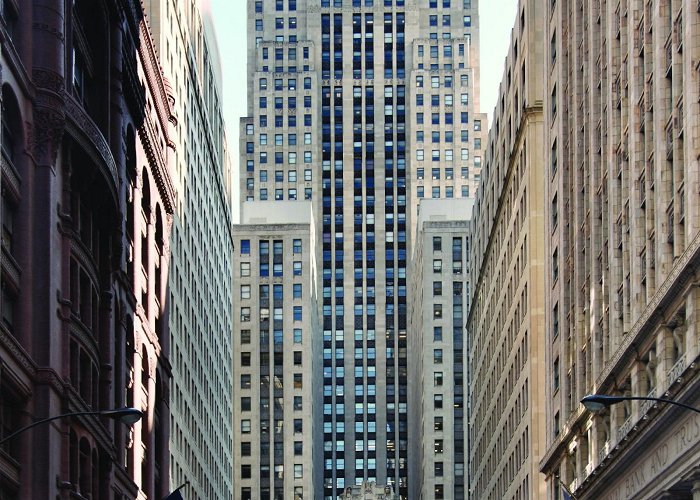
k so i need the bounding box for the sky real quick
[209,0,518,209]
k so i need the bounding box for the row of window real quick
[239,261,303,277]
[253,169,313,182]
[254,132,313,146]
[254,0,297,13]
[416,93,469,107]
[259,76,312,91]
[417,167,470,180]
[240,328,304,345]
[416,148,476,162]
[417,73,469,88]
[426,14,471,27]
[245,188,312,201]
[240,283,304,300]
[254,151,313,164]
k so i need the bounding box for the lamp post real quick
[581,394,700,415]
[0,407,143,445]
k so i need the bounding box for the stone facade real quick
[0,1,175,498]
[407,198,472,500]
[232,201,322,499]
[241,1,484,496]
[539,0,700,498]
[142,1,235,496]
[466,0,547,498]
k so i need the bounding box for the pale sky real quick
[210,0,518,207]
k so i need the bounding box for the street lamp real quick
[0,407,143,445]
[581,394,700,415]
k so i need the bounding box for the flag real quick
[562,486,573,500]
[163,481,189,500]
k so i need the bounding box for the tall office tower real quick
[232,201,322,499]
[465,0,547,498]
[142,1,235,497]
[0,1,175,498]
[407,198,472,499]
[242,1,482,497]
[539,1,700,498]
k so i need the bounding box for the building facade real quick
[407,198,472,499]
[0,0,175,498]
[232,201,322,499]
[142,1,235,497]
[241,1,483,496]
[465,0,547,498]
[539,0,700,498]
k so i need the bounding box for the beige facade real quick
[232,201,322,499]
[466,0,547,498]
[539,0,700,498]
[408,198,472,500]
[143,1,235,497]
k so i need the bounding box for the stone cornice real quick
[137,21,176,215]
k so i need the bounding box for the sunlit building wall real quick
[539,0,700,498]
[142,1,235,497]
[466,0,547,498]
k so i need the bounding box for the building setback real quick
[240,1,484,496]
[539,0,700,498]
[0,1,175,498]
[408,198,472,499]
[465,0,547,498]
[142,0,235,497]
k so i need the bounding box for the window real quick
[433,281,442,296]
[433,304,442,318]
[240,330,251,344]
[293,306,302,321]
[434,372,443,386]
[294,464,303,479]
[433,259,442,272]
[434,394,443,409]
[241,420,251,433]
[241,397,251,412]
[241,374,251,388]
[240,262,251,276]
[434,416,443,431]
[474,119,481,131]
[241,240,250,255]
[241,285,251,299]
[241,307,251,321]
[293,261,302,275]
[293,283,302,298]
[416,149,424,161]
[433,327,442,341]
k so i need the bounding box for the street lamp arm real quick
[581,394,700,415]
[0,410,103,446]
[0,407,143,446]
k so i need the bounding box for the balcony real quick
[667,353,686,387]
[64,95,118,205]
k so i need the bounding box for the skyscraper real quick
[466,0,548,498]
[539,0,700,498]
[143,1,235,497]
[232,201,323,499]
[241,0,484,497]
[407,198,473,499]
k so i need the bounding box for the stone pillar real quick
[692,480,700,500]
